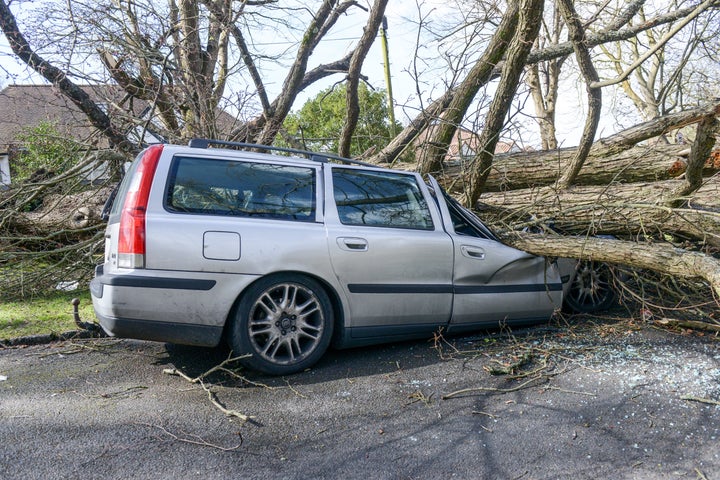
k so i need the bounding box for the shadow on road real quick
[158,335,452,388]
[155,319,579,389]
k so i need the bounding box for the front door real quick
[426,175,562,326]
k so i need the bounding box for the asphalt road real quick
[1,319,719,479]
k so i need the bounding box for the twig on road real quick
[442,374,548,399]
[138,422,243,451]
[681,395,720,406]
[542,385,597,397]
[163,353,254,422]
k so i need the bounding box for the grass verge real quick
[0,290,96,340]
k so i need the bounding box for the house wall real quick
[0,155,10,187]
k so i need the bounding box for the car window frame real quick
[330,166,436,231]
[163,154,319,222]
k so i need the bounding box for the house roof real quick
[0,84,241,154]
[0,84,131,153]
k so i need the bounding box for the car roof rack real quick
[188,138,376,167]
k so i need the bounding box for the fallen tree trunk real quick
[439,143,695,192]
[10,187,112,237]
[500,233,720,299]
[477,174,720,246]
[434,103,720,193]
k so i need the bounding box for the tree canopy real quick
[282,83,402,158]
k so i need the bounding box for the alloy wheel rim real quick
[248,283,325,365]
[571,262,611,308]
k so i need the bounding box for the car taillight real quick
[117,144,163,269]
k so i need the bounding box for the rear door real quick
[325,166,454,338]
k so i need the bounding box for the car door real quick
[427,176,562,327]
[325,166,454,338]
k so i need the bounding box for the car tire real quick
[563,261,616,313]
[229,274,334,375]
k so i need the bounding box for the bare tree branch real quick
[673,114,720,199]
[591,0,718,89]
[339,0,388,158]
[417,2,520,174]
[555,0,602,189]
[464,0,544,206]
[0,1,137,154]
[256,0,362,145]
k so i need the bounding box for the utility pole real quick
[379,16,396,136]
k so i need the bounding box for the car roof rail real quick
[188,138,376,167]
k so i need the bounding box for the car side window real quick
[166,156,316,221]
[332,168,434,230]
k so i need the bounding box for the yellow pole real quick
[380,16,396,136]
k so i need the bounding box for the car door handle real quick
[337,237,368,252]
[461,245,485,259]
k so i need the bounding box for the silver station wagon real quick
[91,140,613,374]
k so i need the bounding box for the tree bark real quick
[470,107,720,246]
[11,187,113,237]
[437,143,696,193]
[417,2,519,174]
[434,104,720,193]
[674,115,720,198]
[477,174,720,247]
[339,0,388,158]
[555,0,602,189]
[465,0,544,206]
[500,233,720,298]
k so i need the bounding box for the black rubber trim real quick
[349,322,447,340]
[348,284,453,294]
[347,283,562,295]
[97,273,216,291]
[445,316,551,334]
[454,283,563,294]
[90,278,104,299]
[347,315,553,340]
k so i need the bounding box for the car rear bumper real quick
[90,265,234,347]
[94,313,223,346]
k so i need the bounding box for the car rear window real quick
[107,151,145,222]
[165,156,316,221]
[332,168,434,230]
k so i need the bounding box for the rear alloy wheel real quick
[563,261,616,313]
[230,275,333,375]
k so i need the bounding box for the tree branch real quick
[257,0,357,145]
[590,0,717,89]
[501,233,720,298]
[465,0,544,206]
[417,2,520,174]
[0,0,136,154]
[555,0,602,189]
[339,0,388,158]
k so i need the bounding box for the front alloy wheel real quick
[563,261,616,313]
[230,275,333,375]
